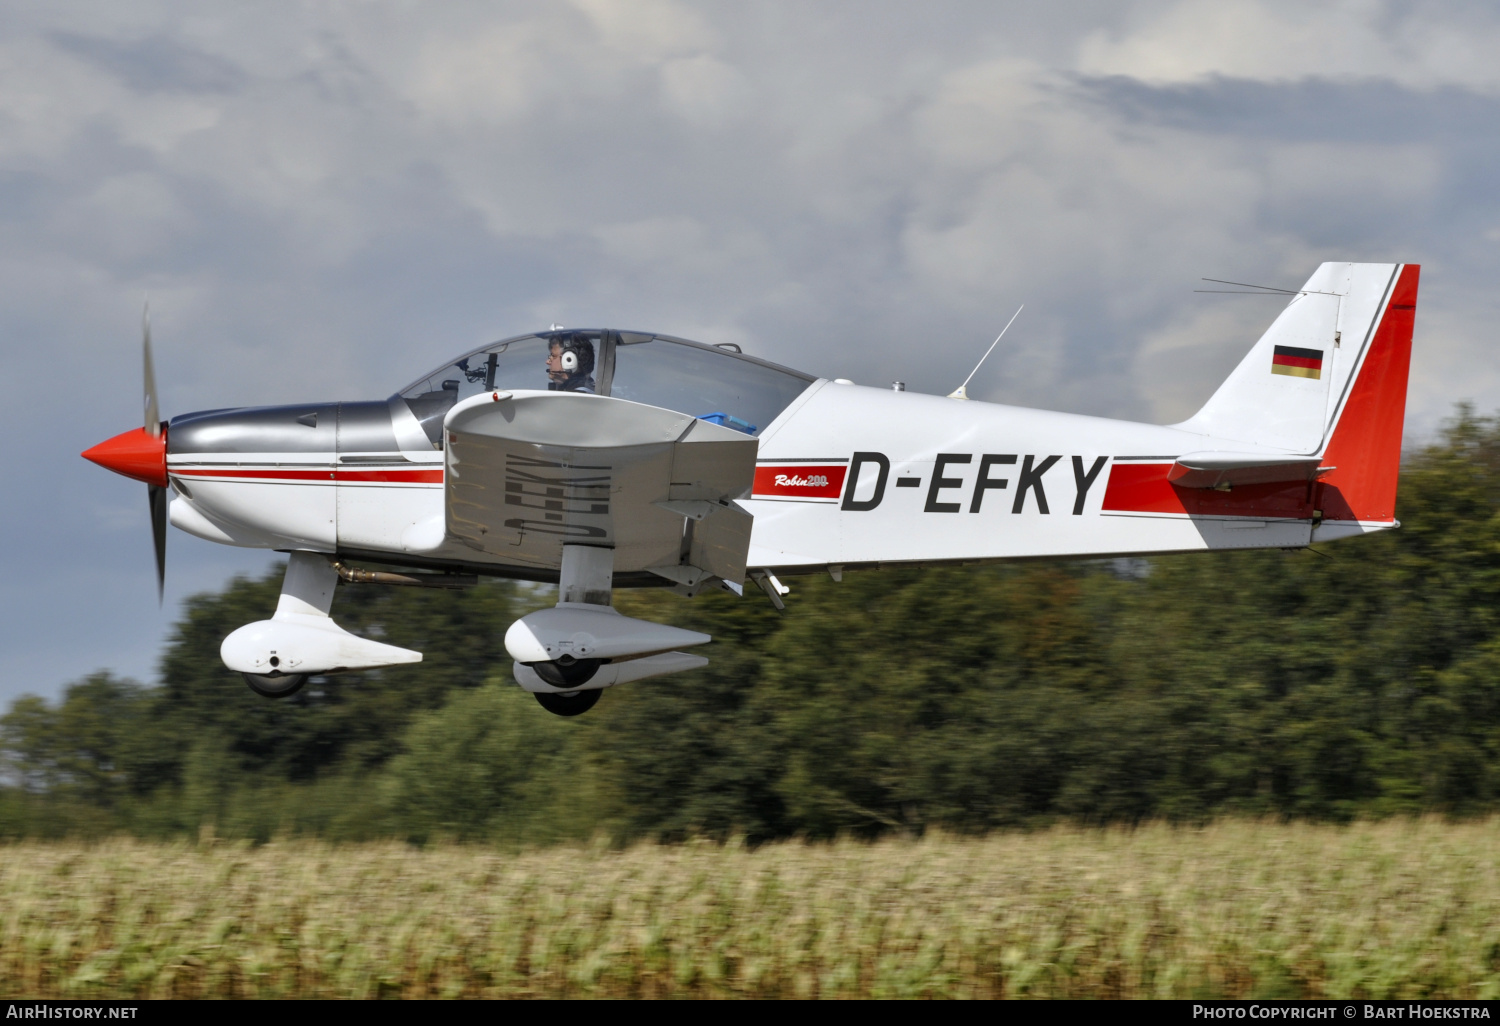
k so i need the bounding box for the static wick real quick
[949,304,1023,401]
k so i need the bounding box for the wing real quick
[444,390,756,585]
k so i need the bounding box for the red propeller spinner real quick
[82,424,167,487]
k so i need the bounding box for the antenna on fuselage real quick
[948,305,1023,400]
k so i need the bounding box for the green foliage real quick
[1,576,546,840]
[381,684,601,845]
[5,405,1500,841]
[152,571,537,783]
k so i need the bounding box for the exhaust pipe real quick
[331,562,477,589]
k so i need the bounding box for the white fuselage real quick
[164,380,1352,580]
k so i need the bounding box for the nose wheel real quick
[242,672,308,699]
[534,689,602,716]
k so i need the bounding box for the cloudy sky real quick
[5,0,1500,703]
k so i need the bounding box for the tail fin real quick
[1177,262,1418,525]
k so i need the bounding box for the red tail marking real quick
[1316,265,1419,523]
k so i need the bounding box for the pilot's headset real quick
[553,335,596,390]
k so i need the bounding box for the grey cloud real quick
[50,31,247,94]
[1070,73,1500,146]
[1067,73,1500,264]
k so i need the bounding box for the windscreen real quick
[607,338,813,436]
[396,334,599,446]
[395,331,813,446]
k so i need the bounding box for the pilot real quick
[546,336,596,393]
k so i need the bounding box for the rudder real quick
[1316,264,1419,526]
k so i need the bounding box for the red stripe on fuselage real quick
[171,467,443,484]
[337,468,444,483]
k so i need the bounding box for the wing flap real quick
[690,501,753,583]
[669,418,757,501]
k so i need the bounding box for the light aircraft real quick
[83,262,1418,715]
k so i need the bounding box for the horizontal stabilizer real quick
[1167,451,1327,490]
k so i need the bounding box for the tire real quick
[242,672,308,699]
[534,689,602,717]
[531,657,602,688]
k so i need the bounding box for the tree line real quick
[4,406,1500,843]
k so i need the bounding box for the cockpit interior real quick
[396,331,816,448]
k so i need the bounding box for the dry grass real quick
[2,819,1499,998]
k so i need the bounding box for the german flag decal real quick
[1271,345,1323,379]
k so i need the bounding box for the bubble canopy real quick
[395,330,817,448]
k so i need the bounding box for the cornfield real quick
[3,820,1499,998]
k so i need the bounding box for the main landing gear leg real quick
[507,544,711,714]
[529,544,613,716]
[238,551,336,699]
[220,551,422,699]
